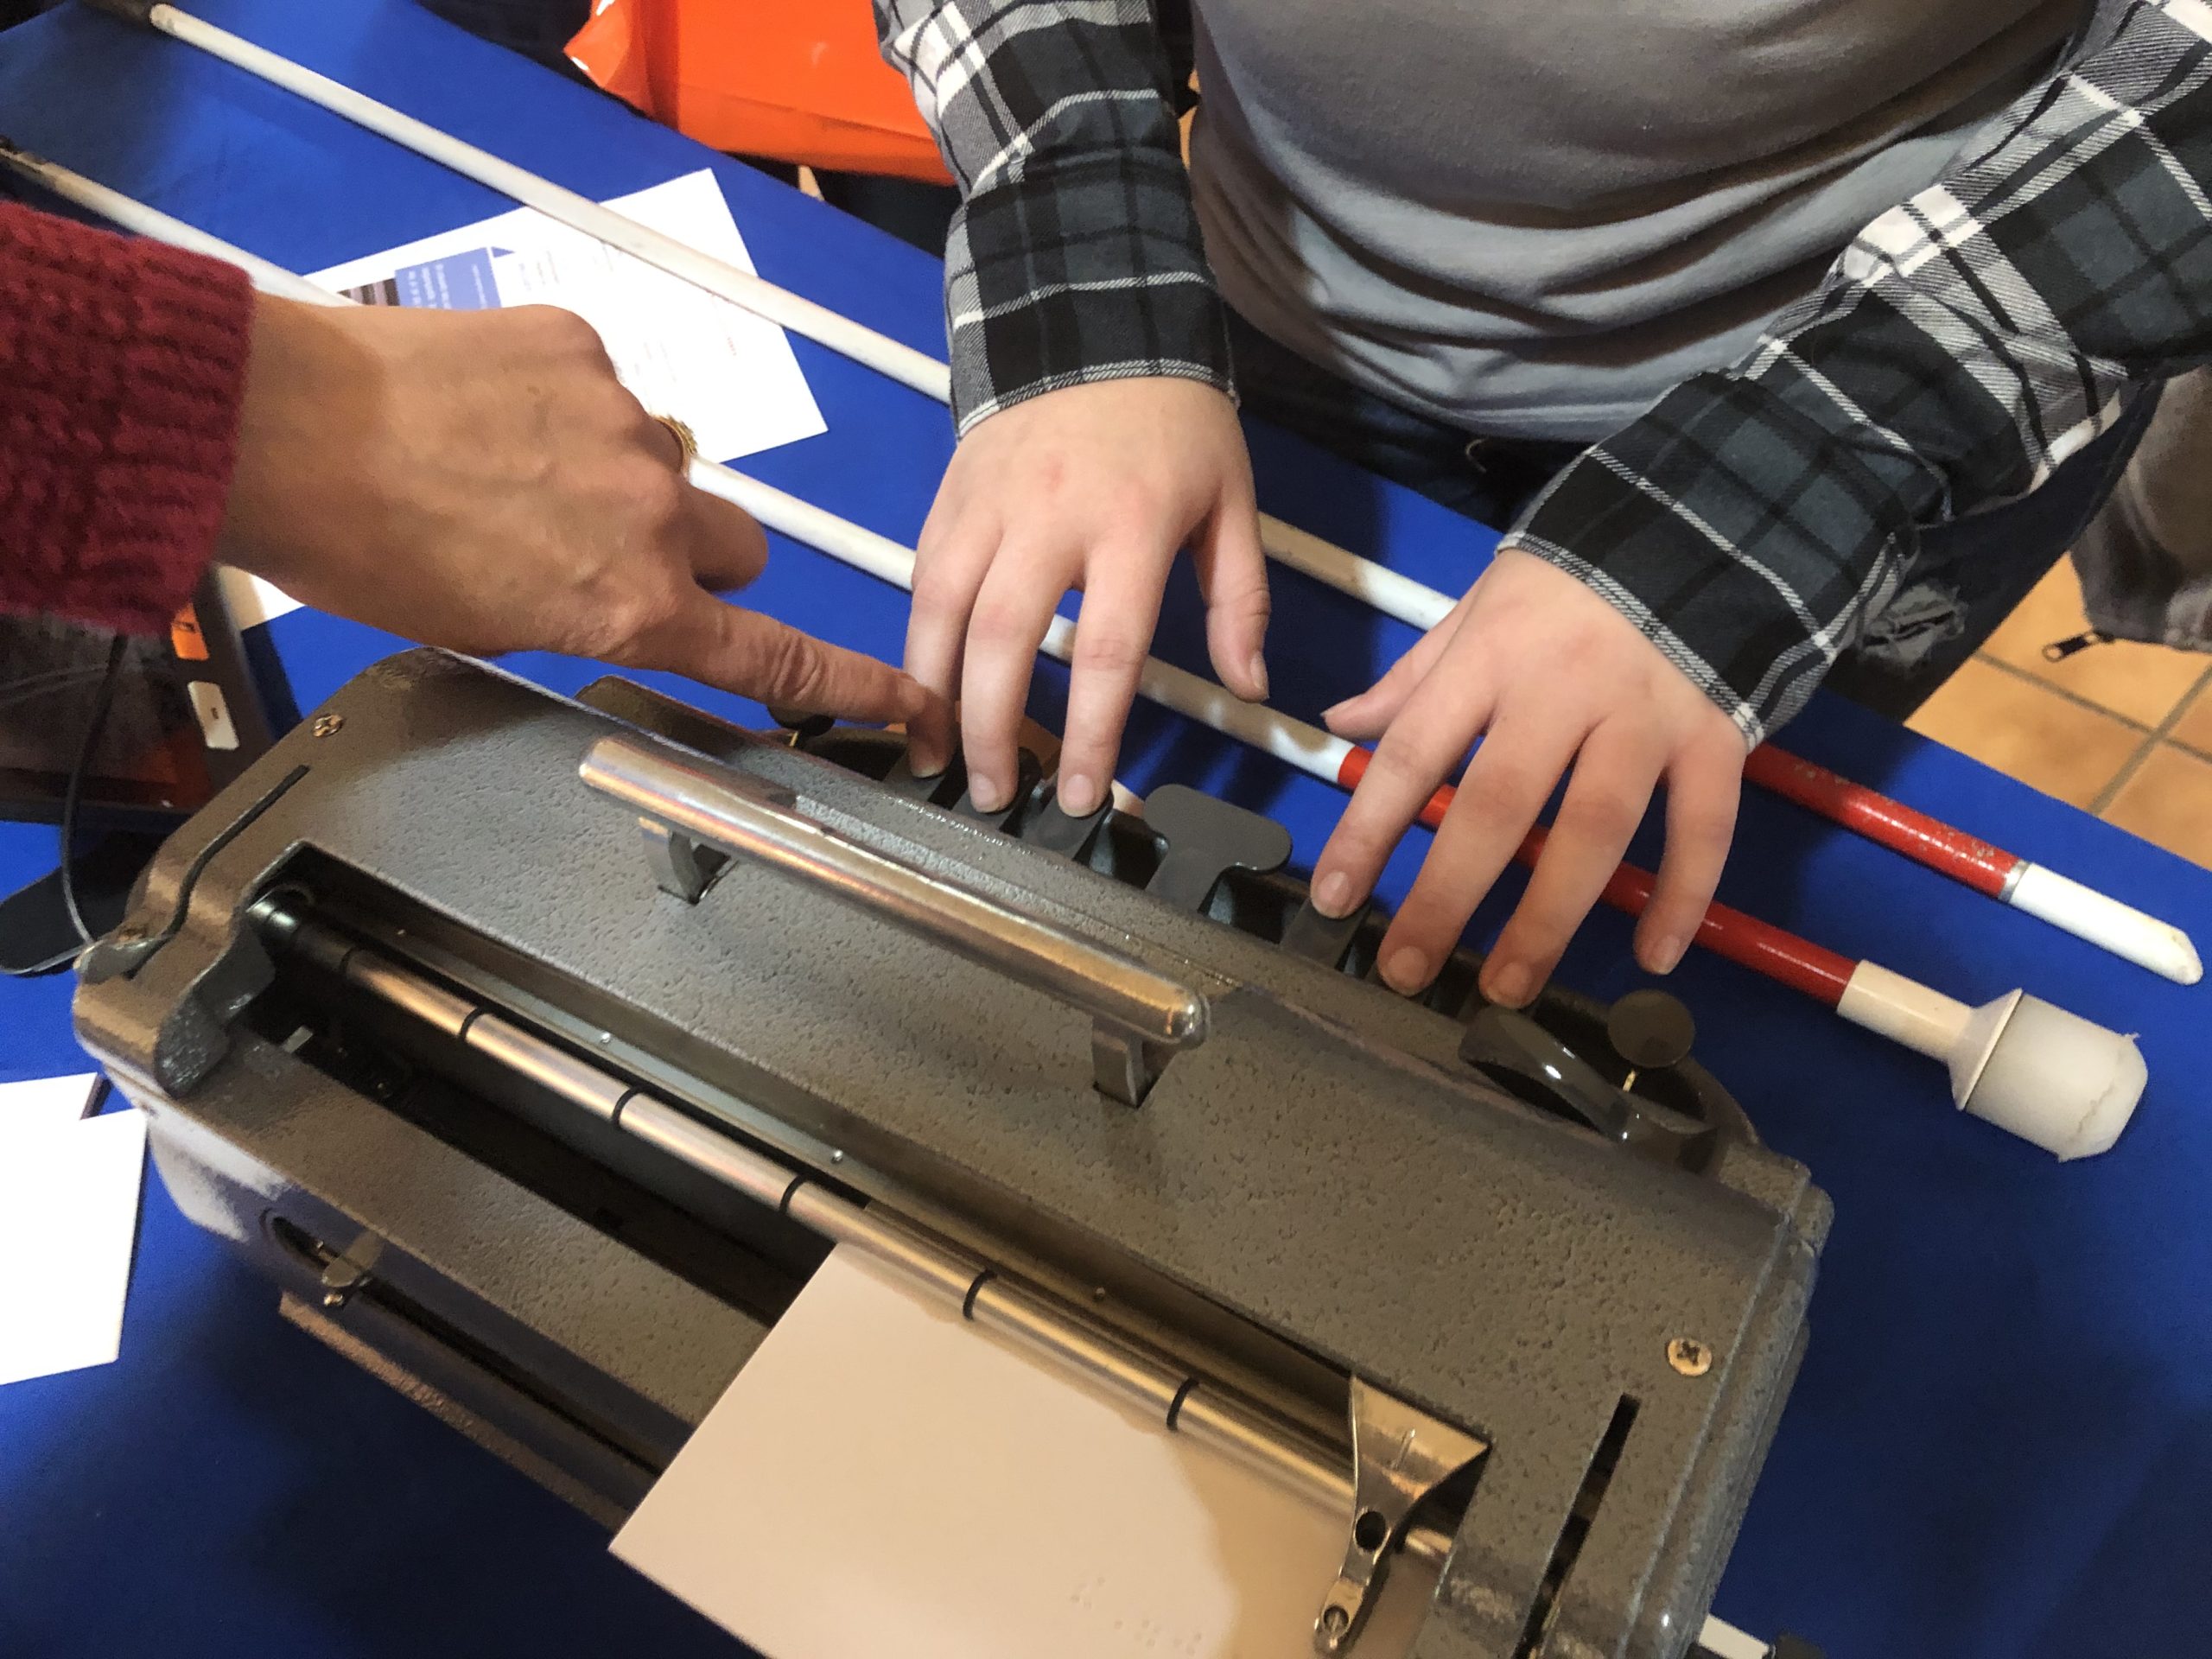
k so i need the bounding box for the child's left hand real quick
[1308,548,1748,1006]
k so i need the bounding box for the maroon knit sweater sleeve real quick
[0,200,257,633]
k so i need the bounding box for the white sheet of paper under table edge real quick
[0,1107,148,1387]
[229,169,828,630]
[0,1071,99,1134]
[613,1244,1437,1659]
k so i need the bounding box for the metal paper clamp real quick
[1313,1378,1487,1654]
[317,1231,384,1312]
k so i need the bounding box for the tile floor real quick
[1909,559,2212,868]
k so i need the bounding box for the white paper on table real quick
[310,170,824,467]
[0,1072,99,1135]
[613,1244,1436,1659]
[227,170,828,629]
[0,1106,148,1387]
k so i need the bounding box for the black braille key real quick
[1141,785,1293,914]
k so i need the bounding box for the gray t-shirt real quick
[1189,0,2082,441]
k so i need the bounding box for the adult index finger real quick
[634,587,931,725]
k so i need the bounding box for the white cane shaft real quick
[687,464,922,596]
[130,7,1473,658]
[1261,515,1455,632]
[11,164,1348,794]
[0,142,349,308]
[146,3,952,401]
[145,12,1458,635]
[690,465,1358,779]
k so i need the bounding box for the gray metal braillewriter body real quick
[73,651,1828,1659]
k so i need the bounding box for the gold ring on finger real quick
[652,413,699,472]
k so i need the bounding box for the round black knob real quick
[1607,988,1697,1072]
[765,704,836,742]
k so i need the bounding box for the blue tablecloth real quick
[3,3,2208,1653]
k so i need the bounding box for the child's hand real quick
[1312,549,1746,1005]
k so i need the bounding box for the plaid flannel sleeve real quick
[1510,0,2212,746]
[874,0,1230,435]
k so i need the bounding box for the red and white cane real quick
[3,144,2147,1161]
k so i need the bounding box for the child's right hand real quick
[903,376,1273,813]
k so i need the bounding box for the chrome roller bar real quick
[578,734,1208,1107]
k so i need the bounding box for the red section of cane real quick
[1337,745,1859,1005]
[1745,745,2018,896]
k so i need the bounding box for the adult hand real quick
[219,296,929,722]
[1311,548,1746,1006]
[904,378,1271,814]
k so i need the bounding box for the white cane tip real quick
[1957,994,2146,1160]
[2103,912,2202,985]
[2008,864,2202,982]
